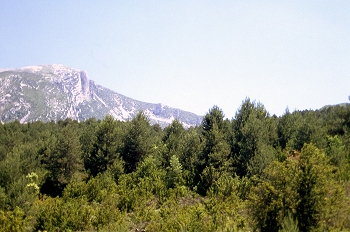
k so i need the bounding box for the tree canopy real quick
[1,100,350,231]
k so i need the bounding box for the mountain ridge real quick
[0,64,202,127]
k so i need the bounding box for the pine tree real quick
[198,106,231,193]
[84,115,122,177]
[41,125,83,196]
[162,120,185,167]
[121,111,153,173]
[232,99,277,177]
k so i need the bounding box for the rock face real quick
[0,64,202,127]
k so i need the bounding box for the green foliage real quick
[148,177,246,232]
[0,100,350,231]
[247,143,277,176]
[116,155,167,214]
[178,128,202,188]
[326,135,346,166]
[249,159,297,232]
[121,111,154,173]
[249,143,349,232]
[40,125,83,196]
[0,143,44,214]
[162,119,185,167]
[83,115,123,177]
[108,156,125,183]
[279,212,299,232]
[166,155,184,188]
[202,105,228,133]
[63,172,118,203]
[232,98,277,177]
[295,144,328,232]
[278,110,326,151]
[325,135,350,180]
[34,196,125,231]
[325,135,350,181]
[0,207,25,232]
[197,106,231,193]
[35,172,125,231]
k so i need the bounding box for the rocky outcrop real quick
[0,65,202,128]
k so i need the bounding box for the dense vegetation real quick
[1,99,350,231]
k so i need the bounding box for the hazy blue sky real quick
[1,1,349,118]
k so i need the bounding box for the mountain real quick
[0,64,202,128]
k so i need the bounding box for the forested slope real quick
[1,99,350,231]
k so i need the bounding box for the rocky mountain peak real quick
[0,65,202,128]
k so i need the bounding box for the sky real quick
[1,1,349,119]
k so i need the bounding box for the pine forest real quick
[1,98,350,232]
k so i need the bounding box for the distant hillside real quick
[0,64,202,127]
